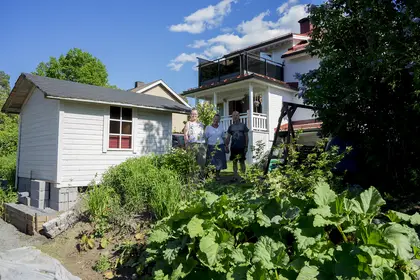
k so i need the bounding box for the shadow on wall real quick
[141,120,171,155]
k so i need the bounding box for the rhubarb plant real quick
[134,183,420,279]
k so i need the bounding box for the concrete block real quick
[18,192,31,206]
[50,186,78,205]
[32,190,49,201]
[42,210,79,238]
[49,200,77,212]
[30,180,49,200]
[31,198,48,209]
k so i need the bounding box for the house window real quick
[109,106,132,149]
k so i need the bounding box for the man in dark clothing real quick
[225,111,249,179]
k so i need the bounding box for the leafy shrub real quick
[136,183,420,279]
[156,148,200,185]
[266,139,346,193]
[93,254,111,272]
[0,153,16,188]
[0,187,17,217]
[101,156,186,219]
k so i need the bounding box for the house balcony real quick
[198,52,284,87]
[220,112,268,132]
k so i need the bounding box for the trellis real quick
[264,101,316,174]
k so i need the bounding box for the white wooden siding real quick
[283,56,320,86]
[59,101,171,187]
[252,131,269,163]
[18,88,60,182]
[268,88,283,142]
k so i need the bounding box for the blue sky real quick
[1,0,320,94]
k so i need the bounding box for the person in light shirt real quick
[183,108,206,176]
[204,114,227,180]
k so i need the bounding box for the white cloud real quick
[169,0,238,34]
[277,3,289,14]
[168,53,200,71]
[168,1,308,71]
[277,0,300,15]
[188,40,208,48]
[203,45,228,58]
[169,22,205,34]
[220,26,233,33]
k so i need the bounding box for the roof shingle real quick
[8,73,190,113]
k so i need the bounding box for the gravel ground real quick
[0,219,47,251]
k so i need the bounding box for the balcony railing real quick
[220,113,268,132]
[198,53,284,86]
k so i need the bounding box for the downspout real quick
[15,115,22,190]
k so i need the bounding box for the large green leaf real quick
[256,209,271,227]
[252,236,289,269]
[199,231,220,267]
[226,266,248,280]
[313,214,337,227]
[351,187,385,217]
[313,181,337,207]
[148,226,171,244]
[382,224,413,260]
[163,240,181,264]
[308,205,332,217]
[154,270,169,280]
[187,216,205,238]
[386,210,420,226]
[296,266,319,280]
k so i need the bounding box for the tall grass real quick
[100,156,186,219]
[85,182,119,221]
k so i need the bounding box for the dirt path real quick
[0,218,47,251]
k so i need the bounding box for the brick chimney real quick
[134,81,144,88]
[298,17,312,34]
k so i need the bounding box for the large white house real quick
[1,73,190,211]
[181,17,321,163]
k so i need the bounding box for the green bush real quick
[101,156,186,219]
[266,139,346,193]
[136,183,420,279]
[0,153,16,188]
[93,254,111,272]
[156,148,200,185]
[0,187,17,217]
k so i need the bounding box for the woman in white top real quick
[204,114,227,179]
[183,108,206,170]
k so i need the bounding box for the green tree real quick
[0,71,18,157]
[300,1,420,192]
[34,48,115,87]
[196,102,216,127]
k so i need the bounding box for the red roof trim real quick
[182,73,295,95]
[281,41,309,58]
[277,119,322,131]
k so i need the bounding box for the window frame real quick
[108,106,134,151]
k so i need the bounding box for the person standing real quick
[225,111,249,180]
[183,108,206,174]
[204,114,227,180]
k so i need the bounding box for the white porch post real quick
[248,84,254,131]
[223,100,228,117]
[248,83,254,164]
[213,92,218,109]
